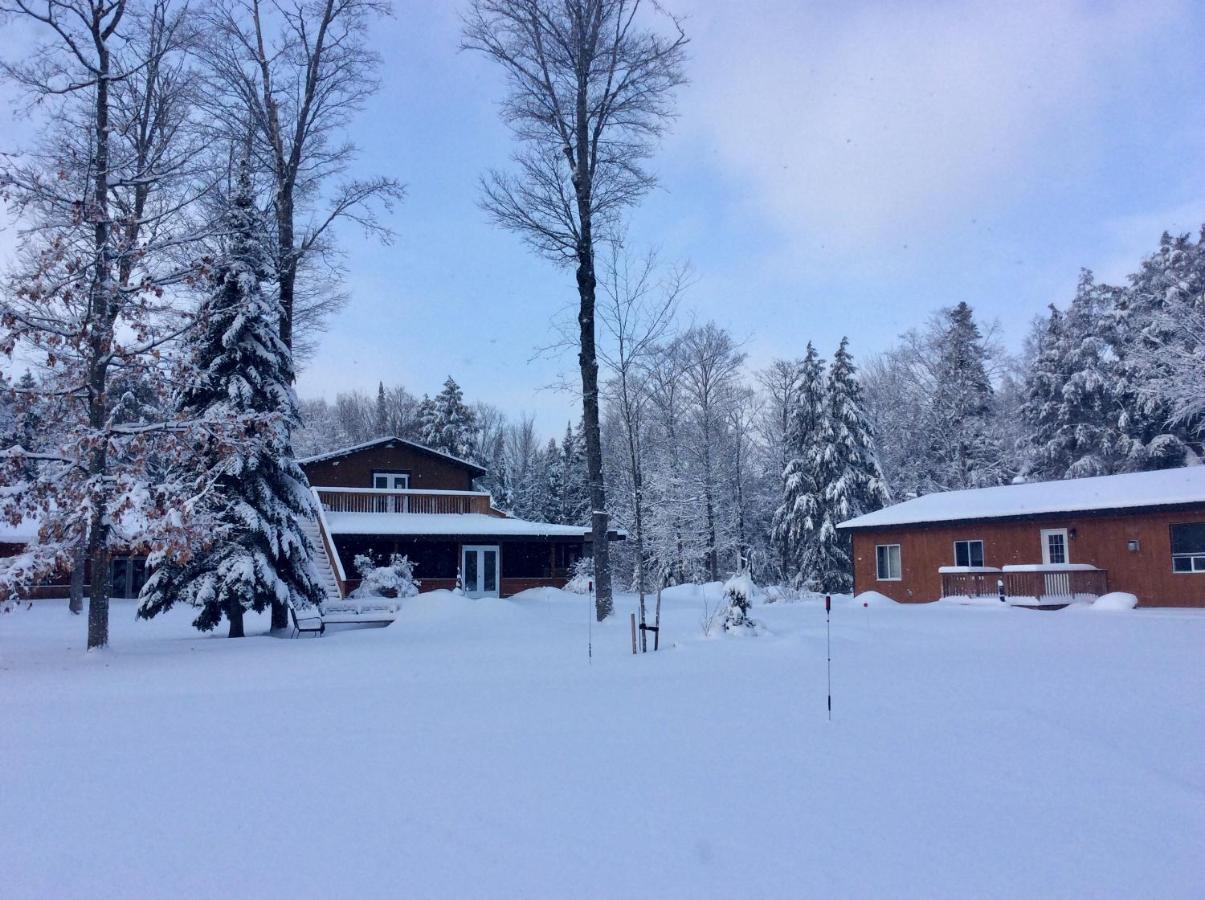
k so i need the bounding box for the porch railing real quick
[940,566,1108,603]
[315,487,497,516]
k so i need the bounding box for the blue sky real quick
[4,0,1205,433]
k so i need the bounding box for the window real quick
[1170,523,1205,573]
[876,544,901,581]
[372,471,409,490]
[953,539,984,568]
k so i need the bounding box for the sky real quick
[3,0,1205,434]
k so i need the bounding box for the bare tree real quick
[201,0,403,355]
[0,0,207,649]
[677,323,745,581]
[598,243,681,645]
[463,0,687,620]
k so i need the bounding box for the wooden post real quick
[654,587,662,651]
[630,613,637,655]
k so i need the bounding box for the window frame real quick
[1170,523,1205,575]
[372,470,410,490]
[875,544,902,582]
[953,539,985,568]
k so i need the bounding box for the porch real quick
[939,564,1109,608]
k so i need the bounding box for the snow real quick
[298,435,487,475]
[1089,591,1140,611]
[0,517,39,545]
[838,465,1205,530]
[2,589,1202,898]
[324,511,589,538]
[1002,563,1100,572]
[851,590,899,607]
[937,565,1001,574]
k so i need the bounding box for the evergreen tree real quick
[374,381,389,435]
[420,376,478,460]
[925,302,1004,490]
[1025,267,1187,479]
[137,162,325,637]
[770,343,827,588]
[558,422,590,526]
[809,339,890,592]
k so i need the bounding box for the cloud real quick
[677,0,1188,249]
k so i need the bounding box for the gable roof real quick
[298,436,488,477]
[838,465,1205,530]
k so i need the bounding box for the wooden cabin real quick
[300,437,597,599]
[837,467,1205,607]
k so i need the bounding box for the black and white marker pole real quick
[825,593,832,721]
[587,580,594,664]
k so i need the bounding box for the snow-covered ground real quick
[2,587,1202,899]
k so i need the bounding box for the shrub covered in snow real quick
[565,557,594,594]
[351,553,420,600]
[722,570,757,631]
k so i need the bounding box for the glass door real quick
[1040,528,1071,598]
[372,471,410,512]
[462,545,500,598]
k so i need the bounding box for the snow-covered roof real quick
[838,465,1205,530]
[298,436,488,476]
[324,512,590,539]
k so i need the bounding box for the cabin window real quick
[1170,523,1205,573]
[953,539,984,568]
[876,544,901,581]
[372,471,409,490]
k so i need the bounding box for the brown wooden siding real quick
[302,442,477,491]
[849,505,1205,607]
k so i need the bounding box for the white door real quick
[462,545,500,598]
[372,472,409,511]
[1040,528,1070,598]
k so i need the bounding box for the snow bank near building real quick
[851,590,899,608]
[1089,592,1140,611]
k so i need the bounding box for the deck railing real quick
[314,487,497,516]
[940,566,1109,602]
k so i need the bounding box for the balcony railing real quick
[940,565,1108,603]
[315,487,497,516]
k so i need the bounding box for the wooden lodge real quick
[837,466,1205,608]
[299,436,604,599]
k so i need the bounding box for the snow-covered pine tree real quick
[770,343,827,588]
[1114,231,1198,462]
[924,302,1005,491]
[809,338,890,593]
[420,376,478,460]
[558,422,591,526]
[137,160,326,638]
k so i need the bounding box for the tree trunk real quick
[68,541,86,615]
[227,602,245,638]
[85,29,115,652]
[577,250,613,621]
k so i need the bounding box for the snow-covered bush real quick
[722,570,757,631]
[350,553,420,600]
[565,557,594,594]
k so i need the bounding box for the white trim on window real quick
[876,544,902,581]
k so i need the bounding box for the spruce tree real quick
[809,339,890,593]
[925,302,1004,490]
[770,343,827,588]
[420,376,478,460]
[137,161,325,638]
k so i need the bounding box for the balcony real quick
[315,487,499,516]
[940,564,1108,606]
